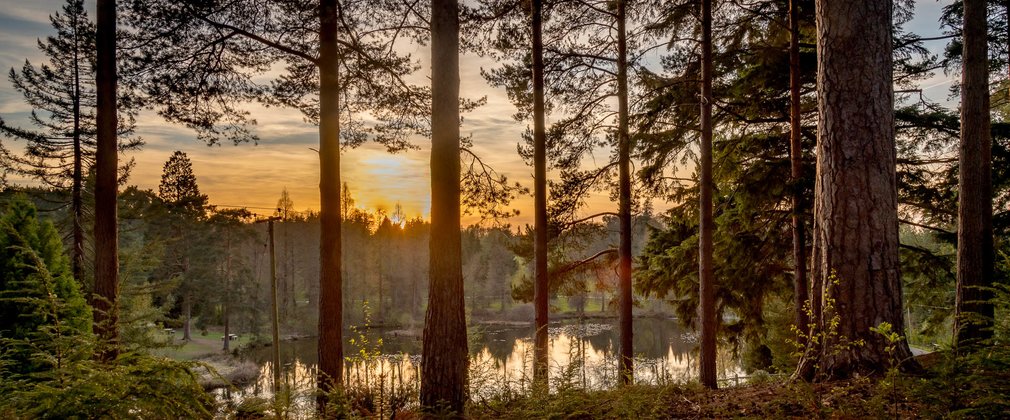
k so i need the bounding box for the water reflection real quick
[217,318,742,415]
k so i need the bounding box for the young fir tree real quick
[0,0,140,287]
[0,195,91,374]
[159,151,208,215]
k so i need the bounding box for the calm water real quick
[216,318,743,415]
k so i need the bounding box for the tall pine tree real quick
[0,0,139,287]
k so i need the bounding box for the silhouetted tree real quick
[422,0,468,413]
[157,151,207,341]
[159,151,207,214]
[92,0,119,358]
[0,0,140,287]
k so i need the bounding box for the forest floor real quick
[466,379,927,419]
[466,352,1010,419]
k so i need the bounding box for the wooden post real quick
[223,230,232,351]
[255,216,283,394]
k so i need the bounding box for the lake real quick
[216,317,744,416]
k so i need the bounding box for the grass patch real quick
[154,330,252,360]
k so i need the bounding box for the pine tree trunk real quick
[616,0,635,386]
[954,0,994,348]
[421,0,468,412]
[93,0,119,359]
[317,0,344,397]
[531,0,550,387]
[802,0,915,379]
[788,0,809,339]
[71,11,85,288]
[698,0,718,389]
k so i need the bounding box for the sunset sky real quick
[0,0,957,225]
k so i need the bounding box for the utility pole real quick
[256,216,282,394]
[223,230,232,351]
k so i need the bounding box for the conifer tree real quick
[0,0,139,286]
[0,195,91,374]
[800,0,915,378]
[158,151,208,214]
[422,0,468,412]
[93,0,119,357]
[954,0,995,348]
[477,0,650,384]
[157,151,207,341]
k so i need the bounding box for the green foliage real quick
[0,195,91,374]
[158,150,208,214]
[894,266,1010,418]
[471,384,692,419]
[633,0,983,367]
[0,352,216,419]
[0,196,215,418]
[635,0,817,347]
[905,344,1010,418]
[790,272,866,379]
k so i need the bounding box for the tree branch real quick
[552,248,618,278]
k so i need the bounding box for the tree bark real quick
[93,0,119,359]
[531,0,550,387]
[317,0,344,397]
[698,0,718,390]
[422,0,468,413]
[802,0,915,379]
[788,0,809,339]
[71,10,85,288]
[954,0,994,348]
[616,0,635,387]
